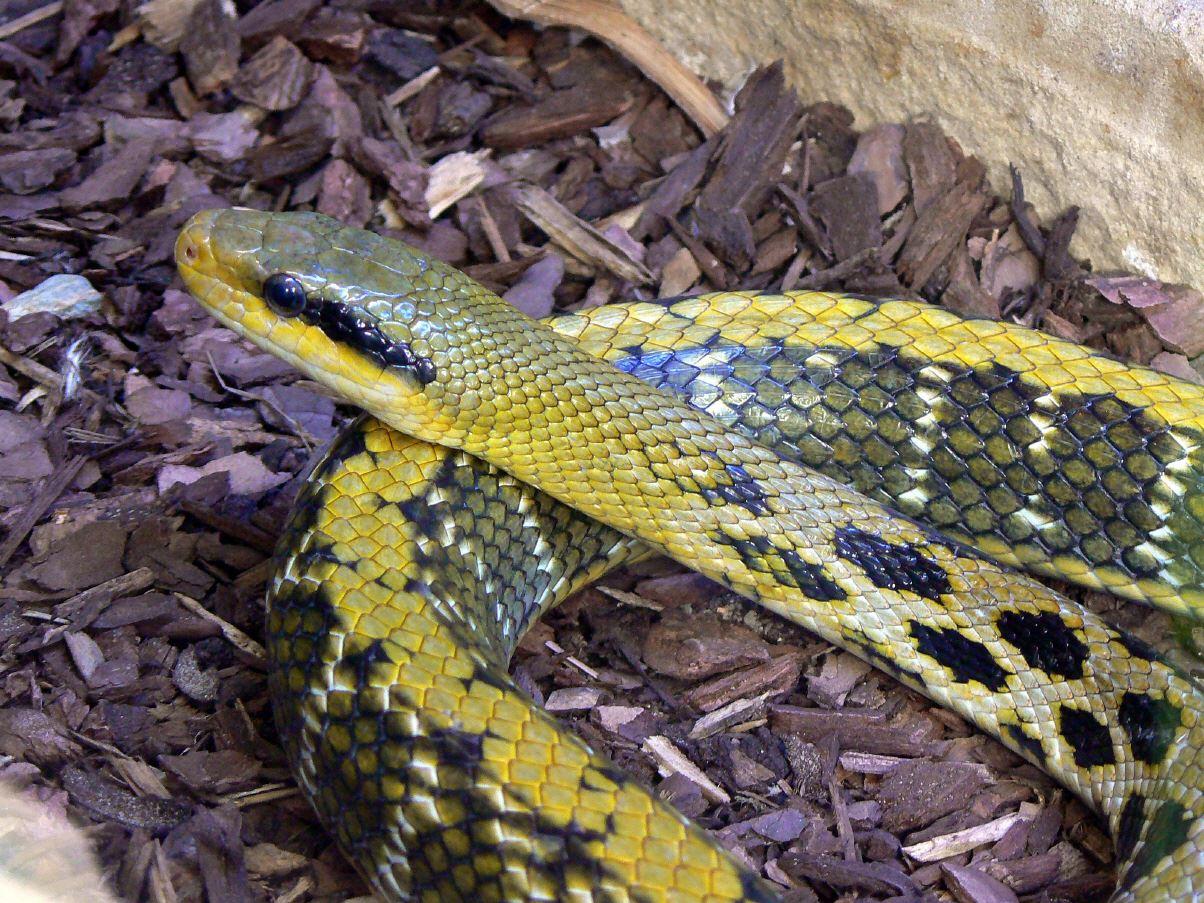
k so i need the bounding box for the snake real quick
[175,207,1204,902]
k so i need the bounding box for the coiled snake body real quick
[176,209,1204,902]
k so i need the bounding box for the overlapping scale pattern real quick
[270,421,774,901]
[562,294,1204,615]
[176,209,1204,903]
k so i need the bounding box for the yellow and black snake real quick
[176,208,1204,902]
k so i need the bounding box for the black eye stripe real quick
[262,278,437,386]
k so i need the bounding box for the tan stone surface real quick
[616,0,1204,289]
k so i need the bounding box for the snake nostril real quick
[182,242,198,261]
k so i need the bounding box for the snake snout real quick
[175,209,222,274]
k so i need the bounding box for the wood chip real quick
[689,695,769,739]
[642,735,730,804]
[487,0,727,136]
[897,157,988,288]
[903,806,1038,862]
[174,592,267,662]
[180,0,240,95]
[545,687,606,712]
[942,862,1021,903]
[511,182,652,284]
[230,36,314,111]
[425,149,490,219]
[482,81,634,149]
[771,705,947,758]
[641,611,772,679]
[684,650,805,713]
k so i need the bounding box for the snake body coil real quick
[177,209,1204,902]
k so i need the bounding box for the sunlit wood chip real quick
[642,734,730,804]
[902,804,1040,862]
[426,150,491,219]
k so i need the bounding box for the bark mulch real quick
[2,1,1203,901]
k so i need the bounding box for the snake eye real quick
[263,273,308,317]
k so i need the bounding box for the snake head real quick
[175,208,526,444]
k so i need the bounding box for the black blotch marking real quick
[305,540,343,566]
[645,292,694,309]
[1003,723,1046,765]
[1118,691,1181,765]
[397,452,466,541]
[1059,704,1116,768]
[430,451,466,491]
[705,460,772,516]
[908,621,1008,691]
[336,416,372,458]
[402,576,434,599]
[400,493,439,540]
[1115,629,1162,664]
[593,761,634,790]
[427,725,485,770]
[996,609,1087,680]
[1116,794,1146,862]
[777,547,847,600]
[337,638,391,687]
[835,526,952,601]
[678,450,772,517]
[271,579,336,619]
[1119,799,1193,892]
[712,530,846,601]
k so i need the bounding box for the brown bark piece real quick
[25,521,129,592]
[180,0,240,95]
[806,652,872,708]
[695,63,801,268]
[482,82,634,149]
[809,173,883,262]
[684,650,806,713]
[0,147,75,194]
[316,159,372,226]
[850,123,908,214]
[298,7,368,65]
[878,759,994,832]
[779,852,917,896]
[942,862,1021,903]
[642,612,772,680]
[771,705,947,757]
[943,243,1001,318]
[904,120,957,213]
[237,0,320,44]
[1087,274,1204,357]
[985,851,1061,893]
[58,140,158,211]
[230,36,315,111]
[897,156,988,288]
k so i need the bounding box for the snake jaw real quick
[176,208,471,441]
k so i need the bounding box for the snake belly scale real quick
[176,208,1204,902]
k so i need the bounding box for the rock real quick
[614,0,1204,290]
[4,274,102,321]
